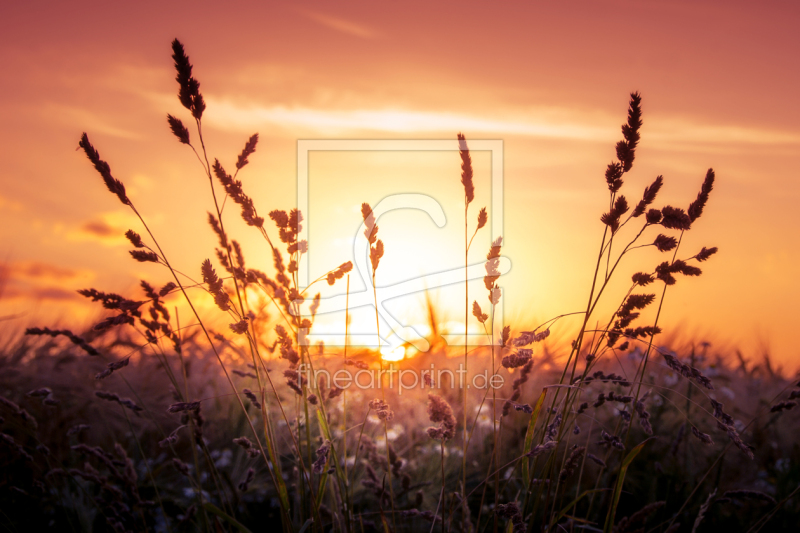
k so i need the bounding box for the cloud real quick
[647,119,800,148]
[65,211,141,246]
[42,103,141,140]
[0,261,86,304]
[9,261,86,282]
[0,194,24,212]
[201,97,800,151]
[30,286,79,301]
[204,99,613,140]
[1,284,79,302]
[81,220,118,238]
[298,9,379,39]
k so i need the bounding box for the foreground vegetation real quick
[1,39,798,532]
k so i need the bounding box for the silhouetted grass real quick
[1,39,798,533]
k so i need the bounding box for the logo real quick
[295,139,507,354]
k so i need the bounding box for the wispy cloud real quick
[63,211,141,246]
[80,220,118,239]
[298,9,379,39]
[9,261,88,282]
[1,260,91,304]
[648,119,800,148]
[43,103,141,140]
[2,284,79,302]
[202,97,800,149]
[204,99,612,140]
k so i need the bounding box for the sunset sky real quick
[1,1,799,370]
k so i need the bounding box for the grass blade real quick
[203,502,253,533]
[603,440,649,533]
[551,488,608,528]
[522,388,547,484]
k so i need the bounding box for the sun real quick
[380,344,406,362]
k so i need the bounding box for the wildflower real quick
[66,424,90,437]
[95,391,142,413]
[230,319,249,334]
[242,389,262,410]
[171,39,205,119]
[485,237,502,289]
[545,413,562,442]
[654,234,678,252]
[275,325,299,365]
[172,458,190,476]
[426,394,456,441]
[457,133,474,204]
[286,379,303,396]
[688,169,715,223]
[645,208,662,224]
[95,357,130,380]
[345,359,369,370]
[472,301,488,324]
[233,437,260,458]
[559,446,586,481]
[236,134,258,170]
[327,261,353,285]
[214,161,264,227]
[313,440,332,474]
[130,250,159,263]
[125,230,144,248]
[238,467,255,491]
[168,401,200,413]
[201,259,230,311]
[587,454,606,467]
[369,399,394,421]
[513,403,533,414]
[632,175,663,217]
[635,394,654,435]
[159,434,178,448]
[362,203,384,272]
[618,91,642,172]
[496,501,525,533]
[513,329,549,346]
[501,351,532,369]
[598,430,624,450]
[600,195,629,233]
[695,247,718,262]
[691,425,713,445]
[770,401,796,413]
[525,441,557,458]
[78,133,129,205]
[166,114,190,144]
[660,206,692,231]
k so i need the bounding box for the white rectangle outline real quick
[296,139,504,289]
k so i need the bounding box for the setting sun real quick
[1,2,799,531]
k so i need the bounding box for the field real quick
[1,40,799,533]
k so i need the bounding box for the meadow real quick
[1,39,798,533]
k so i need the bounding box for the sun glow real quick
[380,345,406,362]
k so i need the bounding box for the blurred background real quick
[1,0,798,370]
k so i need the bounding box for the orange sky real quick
[1,1,799,370]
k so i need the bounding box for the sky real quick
[1,0,799,370]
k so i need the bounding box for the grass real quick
[1,39,799,533]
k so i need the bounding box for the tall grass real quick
[2,39,799,533]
